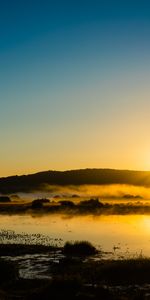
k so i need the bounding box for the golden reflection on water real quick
[1,214,150,256]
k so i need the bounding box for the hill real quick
[0,168,150,194]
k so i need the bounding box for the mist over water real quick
[1,184,150,258]
[16,184,150,203]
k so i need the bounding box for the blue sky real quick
[1,0,150,176]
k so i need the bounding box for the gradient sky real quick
[1,0,150,176]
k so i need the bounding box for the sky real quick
[1,0,150,176]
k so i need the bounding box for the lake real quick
[1,213,150,257]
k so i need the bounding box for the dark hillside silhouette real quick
[0,168,150,194]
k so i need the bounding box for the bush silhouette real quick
[0,196,11,203]
[31,198,50,209]
[63,241,97,256]
[59,200,75,207]
[79,198,103,208]
[31,200,43,209]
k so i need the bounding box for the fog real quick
[14,184,150,203]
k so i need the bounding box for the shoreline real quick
[0,242,150,299]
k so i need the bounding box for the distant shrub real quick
[10,194,20,200]
[79,198,103,208]
[59,200,75,207]
[122,194,143,199]
[31,198,50,209]
[0,196,11,203]
[38,198,50,204]
[63,241,97,256]
[31,200,43,209]
[71,194,79,198]
[53,195,60,199]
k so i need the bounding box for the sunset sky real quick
[1,0,150,176]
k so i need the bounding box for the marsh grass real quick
[0,229,62,247]
[0,242,149,299]
[63,241,98,257]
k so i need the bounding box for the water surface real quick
[1,213,150,257]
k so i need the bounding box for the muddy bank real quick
[1,244,150,299]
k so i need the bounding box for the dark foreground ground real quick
[0,243,150,299]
